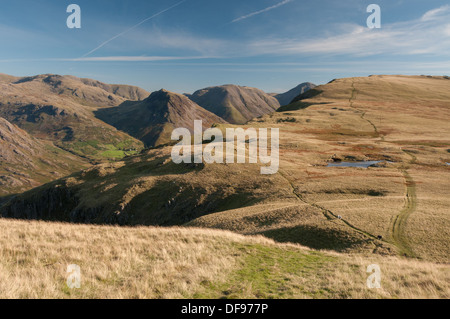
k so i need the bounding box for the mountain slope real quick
[273,82,316,106]
[0,117,88,195]
[0,74,147,160]
[188,85,280,124]
[96,89,227,147]
[1,75,449,262]
[6,74,149,105]
[0,73,20,83]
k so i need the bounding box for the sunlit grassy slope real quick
[192,75,450,262]
[1,75,449,264]
[0,219,448,299]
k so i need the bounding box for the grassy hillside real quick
[96,89,226,147]
[0,74,146,161]
[1,75,449,264]
[188,85,280,124]
[0,118,88,196]
[0,219,447,299]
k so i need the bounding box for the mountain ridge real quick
[96,89,227,147]
[187,84,280,124]
[0,73,147,161]
[273,82,316,106]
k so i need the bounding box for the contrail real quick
[231,0,293,23]
[81,0,186,58]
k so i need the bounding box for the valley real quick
[0,73,448,298]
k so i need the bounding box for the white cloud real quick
[70,4,450,63]
[131,29,231,56]
[421,5,450,21]
[247,6,450,57]
[444,24,450,36]
[70,56,210,62]
[231,0,294,23]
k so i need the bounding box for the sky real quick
[0,0,450,93]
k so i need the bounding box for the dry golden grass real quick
[317,254,450,299]
[2,75,449,268]
[403,167,450,263]
[188,75,450,263]
[0,219,448,299]
[0,218,249,299]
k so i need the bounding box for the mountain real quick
[273,82,316,106]
[96,89,227,147]
[187,85,280,124]
[0,74,148,160]
[77,77,150,101]
[0,117,87,195]
[0,73,20,83]
[3,74,150,104]
[1,75,449,263]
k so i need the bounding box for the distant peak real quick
[151,89,183,98]
[144,89,189,105]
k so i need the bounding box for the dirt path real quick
[277,80,417,256]
[350,81,418,257]
[390,150,418,257]
[349,80,383,140]
[275,80,391,246]
[278,170,379,241]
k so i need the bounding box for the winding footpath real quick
[278,170,379,241]
[390,150,418,257]
[276,80,419,257]
[350,79,418,257]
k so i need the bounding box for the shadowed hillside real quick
[96,89,227,147]
[0,118,88,195]
[0,74,147,161]
[273,82,316,106]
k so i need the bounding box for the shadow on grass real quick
[257,225,368,252]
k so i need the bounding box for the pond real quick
[327,161,383,168]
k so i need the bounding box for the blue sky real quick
[1,0,450,93]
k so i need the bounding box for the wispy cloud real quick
[421,5,450,21]
[71,56,211,62]
[247,5,450,57]
[127,28,231,56]
[231,0,294,23]
[0,56,211,63]
[71,5,450,63]
[81,0,187,58]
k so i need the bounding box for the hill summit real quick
[188,84,280,124]
[96,89,227,147]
